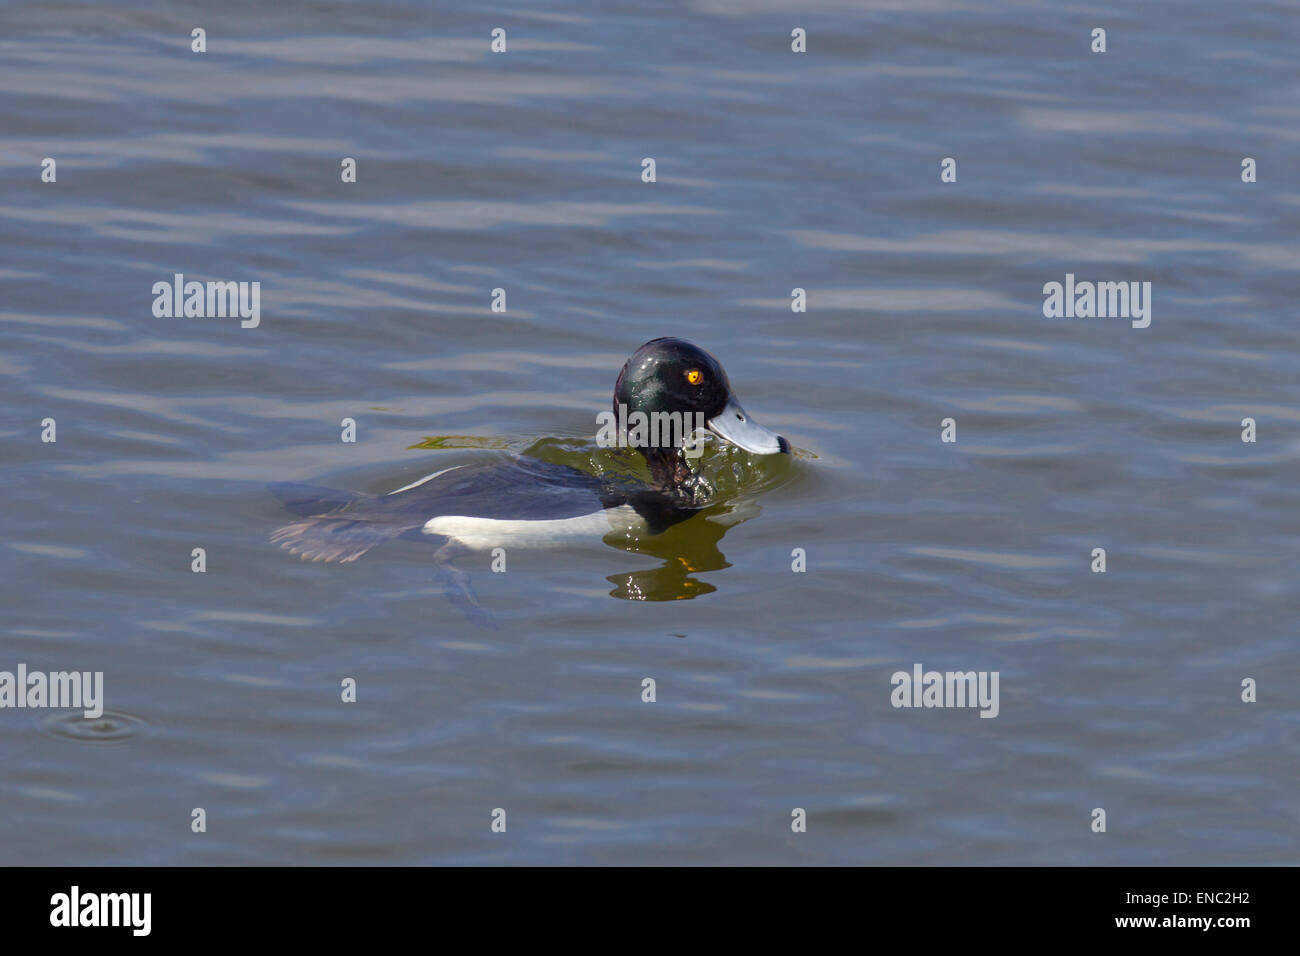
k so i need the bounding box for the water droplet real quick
[44,710,149,743]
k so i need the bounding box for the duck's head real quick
[613,337,789,489]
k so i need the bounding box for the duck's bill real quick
[707,398,789,455]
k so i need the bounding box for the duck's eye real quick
[685,369,703,385]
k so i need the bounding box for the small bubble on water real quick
[43,710,149,743]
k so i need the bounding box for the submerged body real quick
[271,456,700,562]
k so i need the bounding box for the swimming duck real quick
[270,337,790,564]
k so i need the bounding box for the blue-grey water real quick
[2,0,1298,865]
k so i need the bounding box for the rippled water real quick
[2,0,1298,865]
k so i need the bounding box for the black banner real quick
[1,866,1274,941]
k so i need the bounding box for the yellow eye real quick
[686,369,703,385]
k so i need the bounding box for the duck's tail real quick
[269,483,412,564]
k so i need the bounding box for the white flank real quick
[423,504,642,549]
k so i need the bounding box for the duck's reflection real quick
[604,501,757,601]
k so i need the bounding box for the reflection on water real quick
[606,502,736,602]
[534,434,791,603]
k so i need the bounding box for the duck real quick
[270,337,790,565]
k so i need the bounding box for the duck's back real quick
[271,456,692,562]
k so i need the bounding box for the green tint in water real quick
[515,433,797,602]
[409,435,517,451]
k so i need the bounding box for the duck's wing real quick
[380,457,612,521]
[270,458,613,563]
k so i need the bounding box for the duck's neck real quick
[642,447,693,495]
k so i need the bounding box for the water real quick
[2,0,1297,865]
